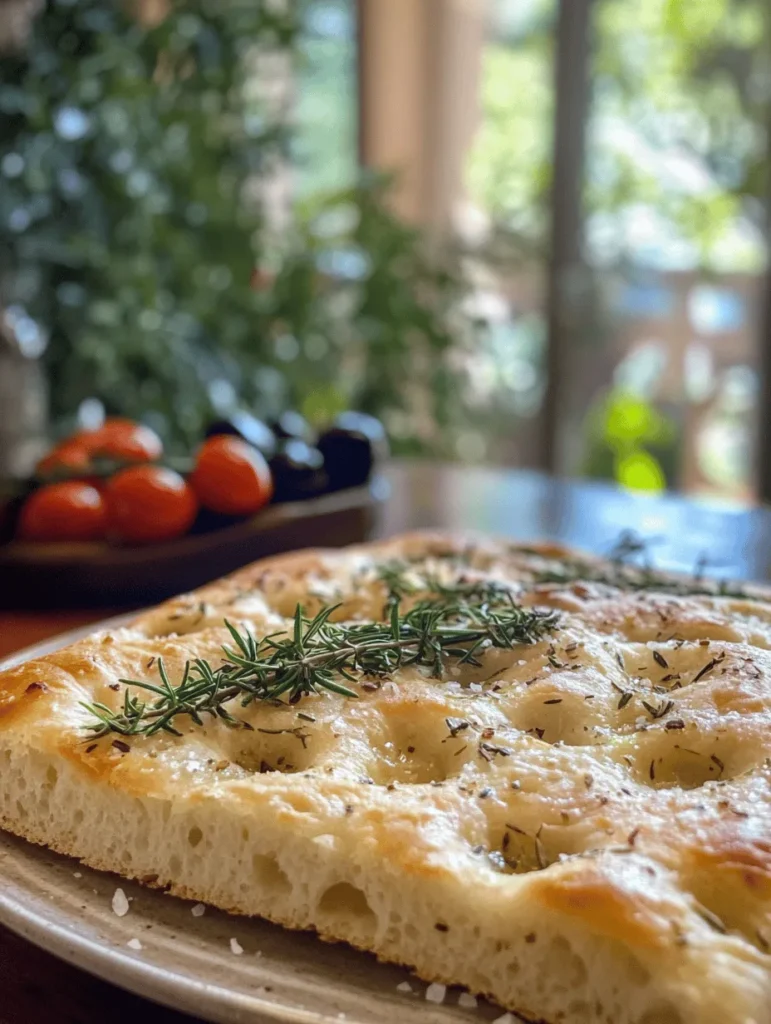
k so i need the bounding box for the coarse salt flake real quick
[191,903,206,917]
[425,983,446,1004]
[396,981,412,993]
[230,937,244,955]
[111,888,130,917]
[127,938,142,950]
[458,992,478,1008]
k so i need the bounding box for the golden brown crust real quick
[2,531,771,1024]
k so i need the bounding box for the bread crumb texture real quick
[2,531,771,1024]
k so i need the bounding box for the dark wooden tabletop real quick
[2,460,771,1024]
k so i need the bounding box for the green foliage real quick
[248,174,476,455]
[294,4,358,198]
[0,0,479,456]
[466,33,553,256]
[591,0,770,269]
[469,0,768,494]
[0,0,290,444]
[582,389,680,491]
[471,0,769,269]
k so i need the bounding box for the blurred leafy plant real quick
[0,0,289,445]
[581,389,680,492]
[0,0,479,456]
[265,176,473,455]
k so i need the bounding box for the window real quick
[575,0,770,499]
[358,0,770,498]
[295,0,358,197]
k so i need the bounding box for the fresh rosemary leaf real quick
[531,535,750,600]
[83,592,558,739]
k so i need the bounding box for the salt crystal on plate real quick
[396,981,412,993]
[111,888,130,917]
[127,938,142,951]
[73,872,82,879]
[458,992,478,1008]
[191,903,206,917]
[230,937,244,955]
[425,983,446,1004]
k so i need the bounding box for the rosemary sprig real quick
[531,531,750,600]
[379,537,752,604]
[533,562,749,599]
[82,593,559,739]
[377,560,516,610]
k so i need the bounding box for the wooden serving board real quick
[0,478,388,610]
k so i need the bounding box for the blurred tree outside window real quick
[462,0,770,499]
[582,0,770,501]
[461,0,556,467]
[294,0,357,197]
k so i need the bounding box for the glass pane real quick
[459,0,557,464]
[295,0,358,197]
[572,0,771,499]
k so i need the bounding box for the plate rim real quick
[0,619,355,1024]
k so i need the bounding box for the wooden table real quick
[2,461,770,1023]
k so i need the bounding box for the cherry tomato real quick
[106,466,197,544]
[17,482,107,543]
[36,439,92,477]
[80,417,163,464]
[37,419,163,480]
[190,435,273,516]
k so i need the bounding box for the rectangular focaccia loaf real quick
[2,531,771,1024]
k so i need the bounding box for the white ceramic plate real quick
[0,620,498,1024]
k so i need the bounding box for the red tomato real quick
[37,419,163,480]
[190,435,273,516]
[106,465,197,544]
[79,418,163,463]
[36,439,92,477]
[17,482,107,543]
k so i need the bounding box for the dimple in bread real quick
[2,531,771,1024]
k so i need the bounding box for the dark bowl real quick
[0,476,389,610]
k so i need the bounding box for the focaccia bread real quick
[2,531,771,1024]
